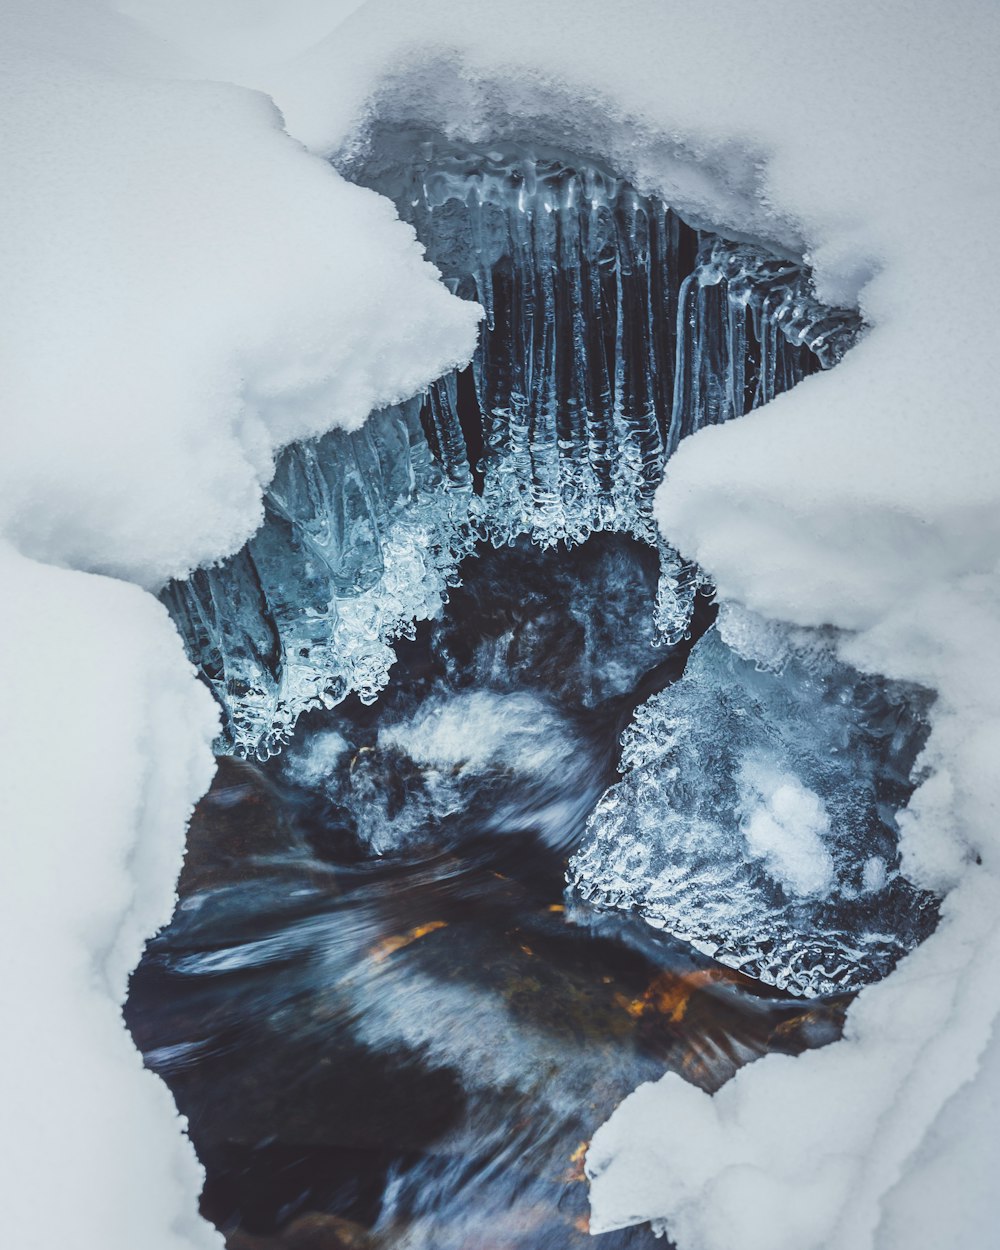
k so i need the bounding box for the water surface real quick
[128,536,846,1249]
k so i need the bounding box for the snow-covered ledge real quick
[4,2,998,1249]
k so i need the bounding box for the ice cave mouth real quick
[132,135,937,1246]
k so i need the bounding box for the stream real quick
[127,534,847,1250]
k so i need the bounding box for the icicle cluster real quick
[164,137,861,755]
[162,395,473,755]
[393,146,688,547]
[667,237,863,452]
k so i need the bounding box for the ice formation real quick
[165,139,859,757]
[570,621,937,996]
[161,395,473,751]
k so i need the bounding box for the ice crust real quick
[570,624,937,996]
[166,140,856,757]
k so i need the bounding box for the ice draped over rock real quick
[163,138,861,757]
[569,615,938,996]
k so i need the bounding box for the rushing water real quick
[128,535,847,1250]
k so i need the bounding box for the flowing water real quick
[128,535,848,1250]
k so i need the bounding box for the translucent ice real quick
[164,138,861,755]
[568,624,938,996]
[362,135,860,547]
[162,395,474,756]
[666,237,862,454]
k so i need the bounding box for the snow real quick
[1,0,479,588]
[737,761,835,899]
[587,871,1000,1250]
[3,1,999,1249]
[0,542,222,1250]
[0,2,476,1247]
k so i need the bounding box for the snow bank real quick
[0,2,476,1247]
[2,0,479,588]
[0,544,222,1250]
[6,1,998,1248]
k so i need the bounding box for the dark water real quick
[127,536,846,1250]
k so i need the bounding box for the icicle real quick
[666,238,863,455]
[165,138,863,756]
[160,550,283,757]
